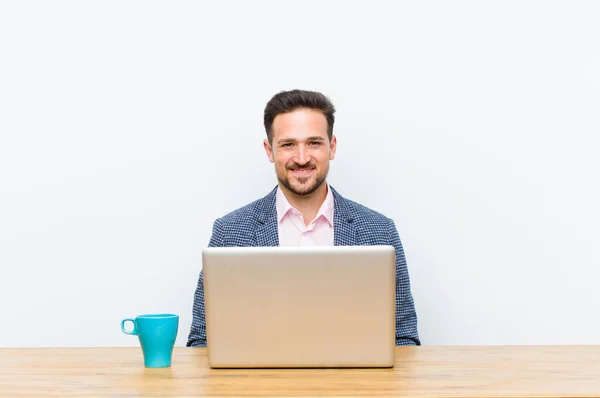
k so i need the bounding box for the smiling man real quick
[187,89,420,347]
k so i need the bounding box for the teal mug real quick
[121,314,179,368]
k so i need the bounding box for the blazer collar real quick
[254,185,356,246]
[331,187,357,246]
[254,187,279,246]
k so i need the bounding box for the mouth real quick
[289,168,315,177]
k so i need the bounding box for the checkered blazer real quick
[187,186,420,347]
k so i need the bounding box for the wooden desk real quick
[1,346,599,397]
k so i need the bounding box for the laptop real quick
[202,245,396,368]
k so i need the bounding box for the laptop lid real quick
[203,245,396,368]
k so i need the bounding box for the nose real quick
[294,144,310,165]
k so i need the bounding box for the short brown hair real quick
[263,89,336,143]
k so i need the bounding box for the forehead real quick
[271,108,328,140]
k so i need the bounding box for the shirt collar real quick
[276,183,334,226]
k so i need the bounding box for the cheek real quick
[275,156,291,170]
[314,151,330,165]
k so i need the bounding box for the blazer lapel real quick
[253,185,356,247]
[254,187,279,247]
[332,187,357,246]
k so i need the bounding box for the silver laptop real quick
[202,245,396,368]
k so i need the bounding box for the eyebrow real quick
[277,136,326,145]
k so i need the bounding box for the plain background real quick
[1,1,599,347]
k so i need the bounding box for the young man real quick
[187,89,420,346]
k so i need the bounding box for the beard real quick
[277,163,329,196]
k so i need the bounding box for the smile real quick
[290,168,315,176]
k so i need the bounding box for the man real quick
[187,89,420,346]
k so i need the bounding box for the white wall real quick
[1,0,598,347]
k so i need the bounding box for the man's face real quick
[264,108,337,196]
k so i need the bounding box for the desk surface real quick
[1,346,599,397]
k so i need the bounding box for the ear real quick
[328,135,337,161]
[264,139,275,163]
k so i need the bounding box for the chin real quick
[293,182,322,195]
[288,184,308,193]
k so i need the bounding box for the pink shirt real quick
[275,185,335,247]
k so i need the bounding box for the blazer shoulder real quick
[341,197,400,246]
[343,197,392,225]
[218,197,263,227]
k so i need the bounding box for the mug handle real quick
[121,318,138,335]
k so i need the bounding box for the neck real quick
[280,182,328,226]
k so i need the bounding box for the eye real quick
[309,141,321,146]
[281,143,293,147]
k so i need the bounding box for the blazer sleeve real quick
[186,218,224,347]
[388,218,421,346]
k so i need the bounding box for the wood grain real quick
[0,346,599,397]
